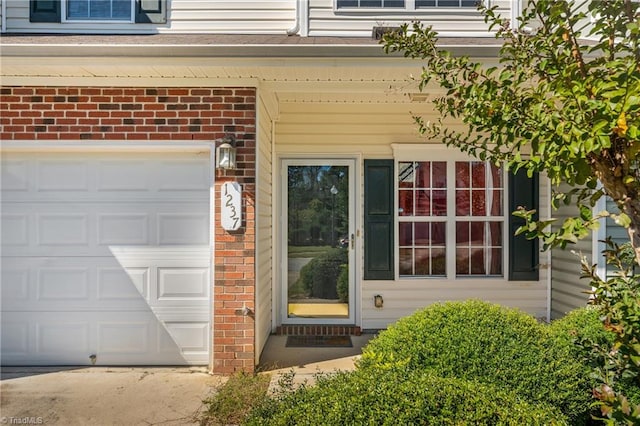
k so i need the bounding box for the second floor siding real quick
[308,0,512,37]
[4,0,296,34]
[3,0,511,36]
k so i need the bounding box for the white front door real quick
[281,159,356,324]
[1,151,211,365]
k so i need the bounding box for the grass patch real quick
[199,372,270,426]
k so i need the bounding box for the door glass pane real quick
[287,165,349,319]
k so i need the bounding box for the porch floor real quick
[258,333,375,372]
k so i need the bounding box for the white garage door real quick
[1,151,211,366]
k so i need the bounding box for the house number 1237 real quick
[221,182,242,231]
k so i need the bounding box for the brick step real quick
[275,325,362,336]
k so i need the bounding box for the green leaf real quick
[612,213,631,228]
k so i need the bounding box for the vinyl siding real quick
[4,0,295,34]
[308,0,512,37]
[550,183,593,319]
[255,92,277,363]
[275,100,549,330]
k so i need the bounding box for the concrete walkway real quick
[0,367,224,426]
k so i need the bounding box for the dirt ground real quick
[0,367,225,426]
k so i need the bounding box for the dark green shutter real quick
[135,0,167,23]
[364,159,394,280]
[508,169,539,281]
[30,0,60,22]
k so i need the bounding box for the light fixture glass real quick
[216,135,236,170]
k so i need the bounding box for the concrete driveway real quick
[0,367,225,426]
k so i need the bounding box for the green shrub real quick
[246,368,568,425]
[200,372,270,426]
[359,300,592,424]
[296,248,347,299]
[550,306,640,411]
[336,264,348,303]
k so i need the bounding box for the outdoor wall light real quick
[216,134,237,170]
[374,294,384,308]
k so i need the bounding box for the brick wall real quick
[0,86,257,374]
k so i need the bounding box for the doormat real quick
[286,335,353,348]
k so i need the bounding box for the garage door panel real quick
[1,214,29,246]
[38,160,89,192]
[1,152,211,366]
[2,257,149,311]
[1,159,30,191]
[97,267,148,301]
[157,213,210,245]
[157,267,209,301]
[1,203,209,257]
[1,310,208,365]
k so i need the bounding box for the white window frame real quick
[392,144,508,281]
[62,0,135,23]
[334,0,484,11]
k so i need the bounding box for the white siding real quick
[275,100,548,330]
[308,0,512,37]
[255,91,277,363]
[550,183,593,319]
[5,0,295,34]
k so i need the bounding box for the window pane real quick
[113,0,130,18]
[456,162,470,188]
[399,222,412,246]
[68,0,88,18]
[416,162,431,188]
[489,221,502,246]
[415,190,431,215]
[490,189,503,215]
[489,248,503,275]
[471,189,486,216]
[416,0,436,6]
[456,248,469,274]
[470,248,486,274]
[431,248,446,275]
[399,162,415,188]
[470,221,484,244]
[433,190,447,216]
[490,163,503,188]
[456,221,468,246]
[415,222,430,245]
[361,0,382,6]
[471,162,485,188]
[456,189,470,215]
[431,222,446,245]
[432,162,447,188]
[385,0,405,6]
[337,0,358,7]
[399,190,413,216]
[399,248,413,275]
[415,248,430,275]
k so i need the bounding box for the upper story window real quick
[30,0,167,24]
[67,0,132,21]
[337,0,477,8]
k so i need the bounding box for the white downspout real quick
[287,0,309,37]
[286,0,300,36]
